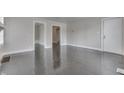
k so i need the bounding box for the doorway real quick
[34,22,45,73]
[34,22,45,46]
[102,18,122,55]
[52,26,61,69]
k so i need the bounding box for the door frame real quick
[51,24,62,47]
[52,26,61,47]
[101,17,123,55]
[33,21,47,49]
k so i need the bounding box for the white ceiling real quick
[44,17,102,22]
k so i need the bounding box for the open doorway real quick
[34,22,45,55]
[52,26,60,48]
[35,22,45,46]
[34,22,45,74]
[52,26,61,69]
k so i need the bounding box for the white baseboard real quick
[44,44,67,49]
[35,42,47,48]
[67,44,124,56]
[35,42,49,48]
[0,49,34,66]
[35,41,44,45]
[45,46,51,48]
[103,50,123,56]
[3,48,34,56]
[67,44,102,51]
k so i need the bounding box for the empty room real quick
[0,17,124,75]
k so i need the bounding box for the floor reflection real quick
[35,44,45,75]
[0,44,124,75]
[35,44,124,75]
[52,43,61,69]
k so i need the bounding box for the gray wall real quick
[4,17,34,53]
[67,19,101,49]
[2,17,124,55]
[3,17,67,54]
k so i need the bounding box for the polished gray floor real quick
[0,44,124,75]
[0,52,35,75]
[35,44,124,75]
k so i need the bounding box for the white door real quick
[103,18,122,55]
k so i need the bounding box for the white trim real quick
[44,44,67,49]
[45,46,51,49]
[103,50,123,55]
[3,49,34,56]
[35,40,44,46]
[67,44,102,51]
[67,44,124,55]
[51,24,62,47]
